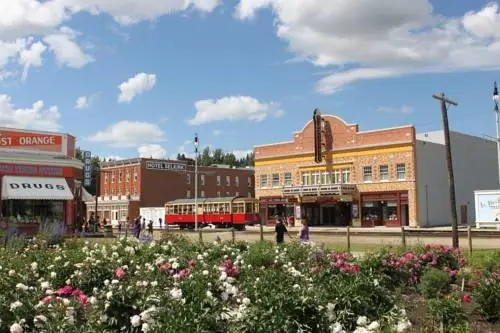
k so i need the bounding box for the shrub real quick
[420,268,452,299]
[427,296,467,328]
[472,270,500,321]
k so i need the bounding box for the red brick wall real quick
[255,115,415,159]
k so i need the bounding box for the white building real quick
[416,130,498,227]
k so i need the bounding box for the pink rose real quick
[115,267,126,280]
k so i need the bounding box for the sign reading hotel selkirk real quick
[145,161,186,171]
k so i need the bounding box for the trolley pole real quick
[432,93,459,248]
[194,133,199,232]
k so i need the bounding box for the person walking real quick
[159,217,163,229]
[275,217,290,245]
[299,219,310,243]
[148,219,153,235]
[135,217,141,238]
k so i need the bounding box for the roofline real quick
[0,126,74,138]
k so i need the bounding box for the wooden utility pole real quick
[432,93,459,248]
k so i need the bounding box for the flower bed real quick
[0,237,498,332]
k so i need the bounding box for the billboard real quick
[0,128,69,155]
[474,190,500,227]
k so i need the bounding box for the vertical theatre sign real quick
[83,151,92,186]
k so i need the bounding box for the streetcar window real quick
[245,203,253,213]
[174,205,179,214]
[232,203,244,214]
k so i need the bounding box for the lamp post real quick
[194,133,199,231]
[492,82,500,187]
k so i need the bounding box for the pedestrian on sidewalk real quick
[275,217,290,245]
[299,219,310,243]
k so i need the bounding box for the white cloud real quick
[188,96,284,125]
[118,72,157,103]
[0,39,27,69]
[75,96,88,109]
[138,144,166,159]
[0,94,61,131]
[377,105,414,114]
[19,41,46,80]
[63,0,222,26]
[75,93,99,109]
[43,26,93,68]
[0,0,69,40]
[213,129,222,136]
[235,1,500,93]
[88,120,166,148]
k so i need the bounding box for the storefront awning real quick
[1,176,74,200]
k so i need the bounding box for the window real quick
[187,174,191,185]
[226,191,230,196]
[217,175,221,186]
[363,166,373,182]
[217,191,221,197]
[342,168,351,184]
[226,175,230,186]
[260,175,268,187]
[272,173,280,187]
[248,176,252,187]
[104,174,108,184]
[111,174,115,183]
[379,165,389,181]
[284,172,292,186]
[235,176,239,187]
[201,190,205,198]
[301,172,311,185]
[118,171,122,183]
[312,172,320,185]
[396,163,406,180]
[126,171,130,182]
[235,192,239,197]
[201,174,205,186]
[321,171,329,185]
[333,170,341,184]
[248,192,252,198]
[134,170,138,182]
[186,190,191,198]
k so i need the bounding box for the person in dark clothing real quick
[275,218,289,244]
[135,217,141,238]
[148,220,153,235]
[159,217,163,229]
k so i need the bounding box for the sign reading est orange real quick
[0,130,63,153]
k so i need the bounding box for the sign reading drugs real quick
[145,161,186,171]
[83,151,92,186]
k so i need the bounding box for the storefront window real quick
[2,200,64,223]
[362,201,398,224]
[267,204,294,219]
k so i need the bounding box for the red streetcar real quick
[165,196,260,230]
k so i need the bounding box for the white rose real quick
[202,270,209,276]
[172,262,179,270]
[242,298,251,306]
[89,296,97,305]
[15,283,28,291]
[10,323,23,333]
[130,315,141,327]
[40,282,50,289]
[356,316,368,327]
[141,322,151,332]
[8,270,16,276]
[50,272,57,278]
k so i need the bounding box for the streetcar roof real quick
[165,196,240,205]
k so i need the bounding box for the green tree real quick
[200,147,212,166]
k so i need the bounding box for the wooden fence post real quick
[260,222,264,242]
[467,226,472,255]
[346,226,351,253]
[198,229,203,243]
[401,226,407,249]
[231,228,236,244]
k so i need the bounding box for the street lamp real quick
[194,133,199,231]
[492,82,500,187]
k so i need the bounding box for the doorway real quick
[401,204,409,226]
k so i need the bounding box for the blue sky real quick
[1,0,500,160]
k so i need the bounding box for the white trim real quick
[254,140,293,148]
[0,154,83,169]
[293,114,357,134]
[357,124,413,134]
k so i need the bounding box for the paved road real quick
[156,229,500,250]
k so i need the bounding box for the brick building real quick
[85,158,255,225]
[255,114,498,228]
[255,114,417,227]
